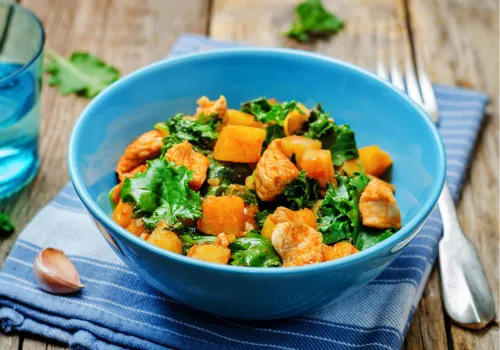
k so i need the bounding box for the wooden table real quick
[0,0,497,349]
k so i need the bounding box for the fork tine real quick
[376,22,389,80]
[403,31,424,105]
[416,50,439,123]
[389,23,405,91]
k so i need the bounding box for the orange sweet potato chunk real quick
[359,145,393,177]
[299,149,336,187]
[280,135,322,163]
[296,208,318,230]
[214,125,266,163]
[322,242,359,262]
[197,195,245,236]
[227,109,263,127]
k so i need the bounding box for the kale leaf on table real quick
[45,50,120,98]
[120,159,202,231]
[230,231,282,267]
[316,172,370,245]
[286,0,344,43]
[0,213,15,236]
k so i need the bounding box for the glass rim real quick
[0,1,45,84]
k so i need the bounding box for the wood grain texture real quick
[407,0,499,348]
[0,0,209,348]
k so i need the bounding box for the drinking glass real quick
[0,1,44,199]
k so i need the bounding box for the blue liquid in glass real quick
[0,62,40,198]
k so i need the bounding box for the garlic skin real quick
[33,248,84,294]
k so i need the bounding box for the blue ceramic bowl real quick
[68,49,446,320]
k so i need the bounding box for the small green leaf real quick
[230,231,282,267]
[120,159,203,231]
[0,213,15,236]
[45,50,120,98]
[285,0,344,43]
[284,170,320,209]
[254,210,271,229]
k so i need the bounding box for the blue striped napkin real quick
[0,34,489,350]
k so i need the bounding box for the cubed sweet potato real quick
[296,208,318,230]
[359,145,392,177]
[187,243,231,264]
[284,104,308,136]
[280,135,322,163]
[227,109,262,127]
[147,223,183,254]
[214,125,266,163]
[299,149,336,187]
[261,215,276,239]
[340,159,362,177]
[197,195,245,236]
[322,242,359,262]
[112,200,134,228]
[126,218,148,237]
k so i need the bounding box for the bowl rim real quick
[68,47,446,275]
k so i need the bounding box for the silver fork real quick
[376,23,495,330]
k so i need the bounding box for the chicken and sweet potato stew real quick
[109,96,401,267]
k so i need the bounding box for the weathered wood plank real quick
[0,333,20,350]
[407,0,499,348]
[211,1,449,348]
[22,338,47,350]
[0,0,210,347]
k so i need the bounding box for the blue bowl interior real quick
[70,49,445,264]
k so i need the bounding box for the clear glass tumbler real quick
[0,1,44,199]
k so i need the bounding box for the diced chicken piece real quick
[272,220,323,267]
[165,141,210,191]
[116,130,164,181]
[322,242,359,262]
[254,146,300,201]
[111,164,148,204]
[195,95,228,120]
[359,177,401,229]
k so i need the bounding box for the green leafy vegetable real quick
[179,230,217,254]
[316,172,370,245]
[205,158,253,186]
[45,50,120,98]
[242,98,301,126]
[286,0,344,43]
[241,97,273,120]
[0,213,15,235]
[230,231,282,267]
[120,159,202,231]
[303,104,335,144]
[330,124,359,166]
[355,228,396,251]
[254,210,271,229]
[205,184,258,205]
[284,170,320,209]
[263,124,285,149]
[160,113,220,155]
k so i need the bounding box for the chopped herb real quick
[120,159,203,231]
[0,213,15,236]
[45,50,120,98]
[263,124,285,150]
[284,170,320,209]
[230,231,282,267]
[286,0,344,43]
[316,172,370,245]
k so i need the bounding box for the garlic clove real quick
[33,248,84,294]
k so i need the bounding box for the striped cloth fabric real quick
[0,34,489,350]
